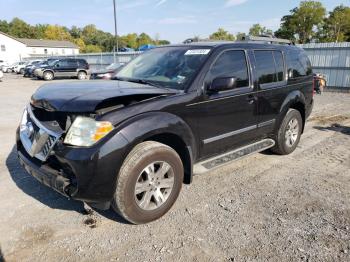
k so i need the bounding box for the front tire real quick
[112,141,184,224]
[272,109,302,155]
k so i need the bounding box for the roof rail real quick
[242,35,294,45]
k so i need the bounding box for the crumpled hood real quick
[31,80,177,112]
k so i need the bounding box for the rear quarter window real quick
[286,50,312,78]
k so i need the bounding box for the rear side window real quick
[78,59,88,67]
[57,60,69,67]
[254,50,285,86]
[286,50,312,78]
[70,61,78,67]
[207,50,249,88]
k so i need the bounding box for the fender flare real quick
[116,111,197,182]
[42,69,55,76]
[276,90,306,131]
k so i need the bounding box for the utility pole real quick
[113,0,118,63]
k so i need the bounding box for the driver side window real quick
[207,50,249,89]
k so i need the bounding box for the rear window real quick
[254,50,285,86]
[78,59,87,64]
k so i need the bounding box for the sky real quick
[0,0,349,43]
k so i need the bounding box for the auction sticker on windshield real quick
[185,49,211,55]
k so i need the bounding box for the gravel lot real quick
[0,74,349,262]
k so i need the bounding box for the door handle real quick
[246,95,256,104]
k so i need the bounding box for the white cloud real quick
[158,16,197,25]
[225,0,248,7]
[155,0,167,7]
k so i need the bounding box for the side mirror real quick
[55,64,60,68]
[208,77,237,93]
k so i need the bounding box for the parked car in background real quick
[0,60,8,69]
[23,60,43,77]
[4,62,19,73]
[0,69,3,81]
[138,44,156,51]
[14,62,28,74]
[34,58,90,81]
[118,47,135,52]
[90,63,123,80]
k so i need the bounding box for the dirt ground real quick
[0,74,349,262]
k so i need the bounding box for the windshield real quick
[48,60,58,66]
[116,47,212,90]
[106,63,121,70]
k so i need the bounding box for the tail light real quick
[312,76,318,96]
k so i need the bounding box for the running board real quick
[193,139,275,174]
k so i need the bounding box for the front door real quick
[193,49,259,159]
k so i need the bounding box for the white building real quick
[0,31,79,64]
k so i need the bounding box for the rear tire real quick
[272,109,302,155]
[43,71,54,81]
[112,141,184,224]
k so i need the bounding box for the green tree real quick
[70,26,82,39]
[137,33,154,47]
[33,24,48,39]
[119,33,138,49]
[0,20,10,33]
[82,24,99,45]
[44,25,71,40]
[83,44,102,53]
[289,1,326,43]
[8,18,35,38]
[235,32,246,40]
[158,40,170,45]
[209,28,235,41]
[249,24,273,36]
[274,15,296,40]
[322,5,350,42]
[73,38,86,51]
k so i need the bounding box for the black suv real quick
[34,58,90,80]
[16,37,314,224]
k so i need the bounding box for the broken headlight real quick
[64,116,113,146]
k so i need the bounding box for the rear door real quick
[193,49,259,159]
[252,49,287,135]
[54,59,69,77]
[65,59,78,76]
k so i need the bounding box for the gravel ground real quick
[0,74,349,262]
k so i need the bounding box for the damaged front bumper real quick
[16,107,130,209]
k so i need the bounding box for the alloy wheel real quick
[285,118,299,147]
[134,161,175,211]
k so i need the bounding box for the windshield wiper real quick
[114,77,161,88]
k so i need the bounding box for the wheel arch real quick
[144,133,193,184]
[43,69,55,76]
[277,90,306,133]
[117,112,197,184]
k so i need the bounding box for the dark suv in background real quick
[17,36,314,224]
[34,58,90,80]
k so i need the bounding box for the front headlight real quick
[98,73,112,78]
[64,116,114,146]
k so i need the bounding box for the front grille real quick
[19,105,63,161]
[31,105,69,130]
[41,135,56,157]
